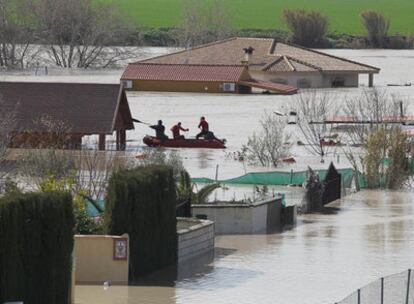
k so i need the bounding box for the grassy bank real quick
[103,0,414,34]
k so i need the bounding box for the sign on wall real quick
[113,238,128,260]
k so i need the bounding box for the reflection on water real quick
[76,191,414,304]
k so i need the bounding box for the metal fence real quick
[336,269,413,304]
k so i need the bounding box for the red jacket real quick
[198,120,209,132]
[171,124,186,138]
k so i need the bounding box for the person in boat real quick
[150,120,168,140]
[171,122,189,140]
[196,116,209,139]
[195,116,225,143]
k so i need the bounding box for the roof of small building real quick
[139,37,380,74]
[121,63,247,82]
[0,82,134,134]
[239,79,298,94]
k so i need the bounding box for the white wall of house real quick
[250,70,359,88]
[321,73,359,87]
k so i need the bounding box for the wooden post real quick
[116,130,120,151]
[406,269,411,304]
[120,130,126,151]
[98,134,106,151]
[369,73,374,87]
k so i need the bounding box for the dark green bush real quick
[105,165,177,280]
[0,191,74,304]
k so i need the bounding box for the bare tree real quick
[295,91,337,162]
[360,11,390,47]
[179,0,234,48]
[35,0,133,68]
[0,0,38,68]
[240,112,291,167]
[136,148,184,178]
[20,141,131,212]
[341,88,401,173]
[283,9,328,47]
[0,97,17,191]
[73,143,131,210]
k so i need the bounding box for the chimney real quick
[242,46,254,65]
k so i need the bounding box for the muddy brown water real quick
[75,190,414,304]
[3,49,414,303]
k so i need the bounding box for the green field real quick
[103,0,414,34]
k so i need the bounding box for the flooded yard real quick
[75,190,414,304]
[2,48,414,303]
[3,48,414,180]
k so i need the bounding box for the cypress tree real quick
[0,192,74,304]
[105,165,177,280]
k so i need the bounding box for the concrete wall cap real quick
[193,196,282,208]
[74,234,129,239]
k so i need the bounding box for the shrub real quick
[105,165,177,279]
[387,35,409,49]
[360,11,390,47]
[240,112,291,167]
[282,9,329,47]
[74,208,104,235]
[0,192,74,304]
[363,127,412,189]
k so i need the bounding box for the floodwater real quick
[3,48,414,181]
[75,190,414,304]
[3,48,414,303]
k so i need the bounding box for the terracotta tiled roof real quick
[263,57,293,72]
[239,79,298,94]
[0,82,134,134]
[122,63,247,82]
[140,37,380,74]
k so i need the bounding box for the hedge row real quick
[105,165,177,280]
[0,192,74,304]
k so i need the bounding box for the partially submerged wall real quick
[74,235,129,284]
[192,197,283,235]
[177,218,215,262]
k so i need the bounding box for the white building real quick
[139,37,380,89]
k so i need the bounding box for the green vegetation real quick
[177,170,220,205]
[0,192,74,304]
[105,165,177,279]
[363,127,412,189]
[102,0,414,34]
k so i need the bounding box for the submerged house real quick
[121,63,298,94]
[0,82,134,150]
[127,37,380,89]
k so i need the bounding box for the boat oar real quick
[132,118,150,125]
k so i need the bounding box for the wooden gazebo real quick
[0,82,134,151]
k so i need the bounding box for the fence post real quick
[406,269,411,304]
[358,288,361,304]
[381,277,384,304]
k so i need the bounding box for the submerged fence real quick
[336,269,414,304]
[192,167,364,189]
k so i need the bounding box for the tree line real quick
[0,0,411,69]
[0,0,133,69]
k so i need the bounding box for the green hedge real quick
[0,192,74,304]
[105,165,177,280]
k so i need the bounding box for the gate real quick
[322,162,341,205]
